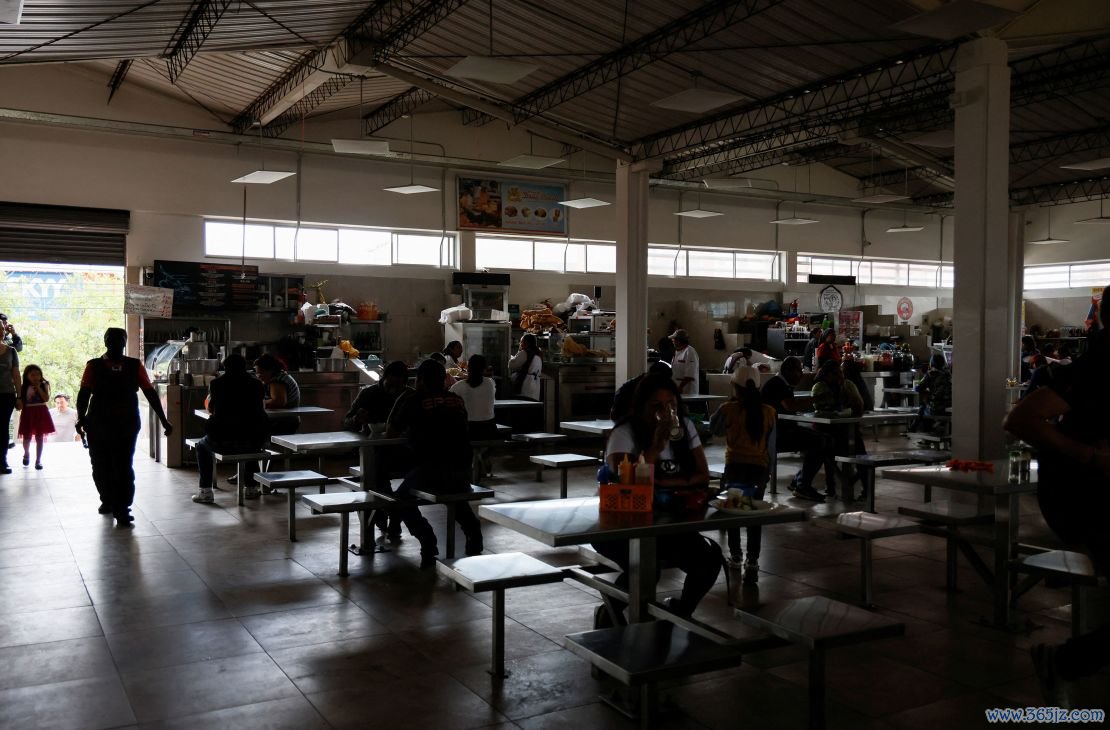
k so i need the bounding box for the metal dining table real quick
[270,431,406,490]
[559,419,616,436]
[193,405,334,420]
[480,496,806,622]
[493,399,543,409]
[881,461,1038,628]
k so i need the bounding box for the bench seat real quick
[899,503,992,590]
[1011,550,1100,637]
[836,512,922,607]
[735,596,904,730]
[301,491,397,577]
[835,449,951,511]
[438,552,567,677]
[254,470,329,542]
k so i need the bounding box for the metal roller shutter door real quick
[0,202,129,266]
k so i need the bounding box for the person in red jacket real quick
[815,329,842,368]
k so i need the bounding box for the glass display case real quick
[444,321,512,382]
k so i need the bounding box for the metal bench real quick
[564,620,762,729]
[905,432,952,450]
[898,502,992,590]
[1011,550,1100,637]
[213,449,274,505]
[437,552,567,678]
[834,449,951,511]
[300,491,398,576]
[528,453,599,498]
[736,596,905,730]
[512,432,567,481]
[407,483,494,559]
[253,470,329,542]
[836,512,923,607]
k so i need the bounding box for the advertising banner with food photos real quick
[457,176,568,236]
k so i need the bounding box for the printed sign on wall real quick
[457,176,568,236]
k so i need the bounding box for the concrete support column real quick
[458,229,476,273]
[951,37,1020,460]
[614,161,653,384]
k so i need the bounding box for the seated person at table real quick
[450,354,497,441]
[842,359,874,412]
[595,374,720,621]
[811,361,865,498]
[711,364,775,584]
[387,359,483,569]
[254,353,301,436]
[344,360,413,542]
[1020,335,1039,383]
[815,329,841,368]
[451,354,498,478]
[761,356,831,502]
[192,355,269,504]
[913,354,951,432]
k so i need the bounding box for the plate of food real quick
[520,207,531,218]
[504,206,518,217]
[709,496,772,514]
[535,207,547,218]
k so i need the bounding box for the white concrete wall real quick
[1,63,1106,358]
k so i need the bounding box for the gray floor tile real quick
[136,695,330,730]
[215,578,347,617]
[0,636,117,691]
[268,633,433,693]
[121,652,300,722]
[106,618,263,673]
[239,601,389,652]
[0,675,136,730]
[0,605,103,649]
[94,589,232,635]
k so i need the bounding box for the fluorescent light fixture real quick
[891,0,1019,39]
[886,224,925,233]
[558,197,610,209]
[444,56,537,84]
[383,184,439,195]
[852,193,910,204]
[770,216,819,225]
[498,154,565,169]
[1027,237,1070,245]
[906,129,955,148]
[331,138,391,155]
[675,208,724,218]
[703,177,755,190]
[231,170,296,184]
[1075,198,1110,223]
[1060,156,1110,171]
[0,0,24,24]
[652,88,742,114]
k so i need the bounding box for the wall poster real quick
[457,176,568,236]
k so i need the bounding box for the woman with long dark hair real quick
[450,354,497,442]
[710,364,776,583]
[509,334,542,401]
[595,373,719,621]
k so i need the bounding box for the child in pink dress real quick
[17,365,54,470]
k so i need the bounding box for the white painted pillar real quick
[614,161,653,384]
[951,37,1021,460]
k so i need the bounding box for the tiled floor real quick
[0,437,1106,729]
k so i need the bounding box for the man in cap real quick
[669,329,700,396]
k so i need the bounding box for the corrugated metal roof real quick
[1,0,1107,202]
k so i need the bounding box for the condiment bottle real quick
[618,455,634,485]
[634,455,652,486]
[596,462,612,486]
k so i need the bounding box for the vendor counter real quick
[149,368,363,467]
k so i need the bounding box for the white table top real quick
[494,399,543,408]
[779,409,917,426]
[479,497,805,547]
[559,419,616,435]
[194,406,333,420]
[271,431,404,453]
[882,461,1038,495]
[683,395,727,403]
